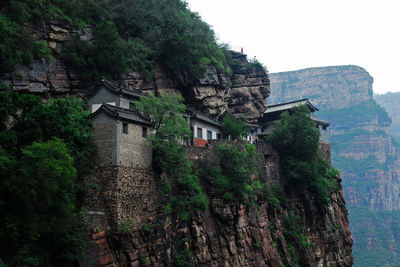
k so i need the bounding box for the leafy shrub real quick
[262,182,287,208]
[175,238,194,267]
[221,114,249,140]
[203,142,261,202]
[119,219,135,234]
[266,106,320,161]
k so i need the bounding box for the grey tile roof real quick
[265,99,318,114]
[87,80,144,99]
[191,112,222,127]
[91,104,153,126]
[310,115,329,126]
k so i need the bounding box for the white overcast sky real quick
[186,0,400,94]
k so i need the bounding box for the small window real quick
[216,133,221,140]
[142,127,147,138]
[197,127,203,139]
[123,123,128,134]
[207,130,212,140]
[129,102,135,110]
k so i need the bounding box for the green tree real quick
[136,92,207,221]
[0,85,93,174]
[0,86,92,265]
[267,106,338,206]
[221,114,249,140]
[266,106,320,161]
[0,139,84,266]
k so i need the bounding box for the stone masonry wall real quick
[83,166,161,229]
[83,166,118,230]
[92,117,115,167]
[115,167,162,227]
[117,122,152,169]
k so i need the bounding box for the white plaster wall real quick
[193,121,221,140]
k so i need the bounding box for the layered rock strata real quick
[269,65,373,110]
[0,21,270,122]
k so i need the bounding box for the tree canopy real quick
[0,85,93,266]
[221,114,249,140]
[266,106,320,161]
[266,105,338,206]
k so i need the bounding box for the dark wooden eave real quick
[86,80,144,100]
[91,104,153,127]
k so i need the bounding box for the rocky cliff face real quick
[269,65,373,110]
[0,20,270,122]
[269,66,400,266]
[374,92,400,142]
[81,143,353,267]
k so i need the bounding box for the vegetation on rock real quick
[221,114,249,140]
[0,85,93,266]
[317,100,391,128]
[203,142,261,202]
[267,106,339,206]
[349,205,400,266]
[135,92,207,221]
[0,0,82,73]
[1,0,232,85]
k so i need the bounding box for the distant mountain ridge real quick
[268,65,373,109]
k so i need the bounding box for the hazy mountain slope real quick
[374,92,400,142]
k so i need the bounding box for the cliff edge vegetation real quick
[1,0,234,84]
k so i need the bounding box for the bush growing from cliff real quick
[202,142,262,203]
[0,85,93,265]
[267,106,339,206]
[135,92,208,221]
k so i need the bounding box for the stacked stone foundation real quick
[83,166,161,230]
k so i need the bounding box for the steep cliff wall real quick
[269,66,400,266]
[269,65,373,110]
[374,92,400,142]
[81,143,353,267]
[0,20,269,122]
